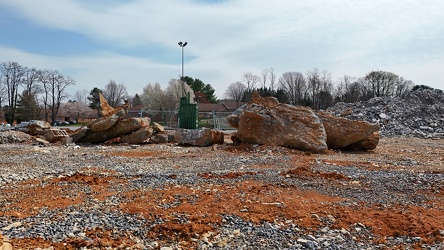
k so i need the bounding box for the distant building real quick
[198,100,243,113]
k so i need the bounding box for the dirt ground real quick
[1,136,443,249]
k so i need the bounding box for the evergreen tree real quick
[16,90,41,122]
[87,87,103,110]
[182,76,217,103]
[131,93,142,106]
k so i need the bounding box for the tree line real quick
[1,60,423,126]
[0,61,75,125]
[225,68,416,110]
[0,60,219,125]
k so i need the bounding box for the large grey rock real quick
[175,128,224,147]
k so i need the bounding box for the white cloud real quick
[1,0,443,98]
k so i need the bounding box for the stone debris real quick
[23,120,51,135]
[228,91,380,153]
[327,88,444,138]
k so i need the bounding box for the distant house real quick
[55,109,98,123]
[126,104,144,118]
[57,102,99,123]
[198,100,243,113]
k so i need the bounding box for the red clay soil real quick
[1,137,444,249]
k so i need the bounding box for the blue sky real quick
[1,0,443,99]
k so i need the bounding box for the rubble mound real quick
[0,131,32,144]
[328,88,444,138]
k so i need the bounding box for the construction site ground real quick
[0,135,443,249]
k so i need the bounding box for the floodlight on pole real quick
[178,41,187,97]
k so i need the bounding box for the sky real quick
[1,0,443,99]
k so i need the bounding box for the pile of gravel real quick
[328,88,444,138]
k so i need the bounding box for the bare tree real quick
[39,69,75,124]
[0,61,25,123]
[241,72,260,92]
[103,80,128,107]
[224,81,246,108]
[364,71,399,97]
[306,68,321,108]
[317,70,334,109]
[73,89,89,104]
[268,67,276,91]
[394,78,414,97]
[20,67,42,120]
[261,68,268,89]
[167,78,195,103]
[61,101,91,122]
[141,79,194,126]
[0,67,6,117]
[335,75,355,102]
[141,83,165,111]
[278,72,306,105]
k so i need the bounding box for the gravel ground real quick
[1,134,444,249]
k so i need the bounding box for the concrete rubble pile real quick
[327,88,444,139]
[0,131,32,144]
[227,91,380,153]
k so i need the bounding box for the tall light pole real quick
[178,41,187,97]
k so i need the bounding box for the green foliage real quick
[412,85,433,91]
[16,90,41,122]
[198,118,214,128]
[131,94,142,106]
[275,89,290,104]
[182,76,217,103]
[87,87,103,110]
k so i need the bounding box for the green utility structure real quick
[178,92,198,129]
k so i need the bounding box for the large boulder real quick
[343,131,380,151]
[78,117,151,143]
[121,126,154,144]
[316,111,380,149]
[97,93,117,117]
[175,128,224,147]
[26,120,51,135]
[87,108,127,132]
[234,93,328,153]
[228,91,381,153]
[150,133,169,144]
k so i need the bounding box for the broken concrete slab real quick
[45,129,69,143]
